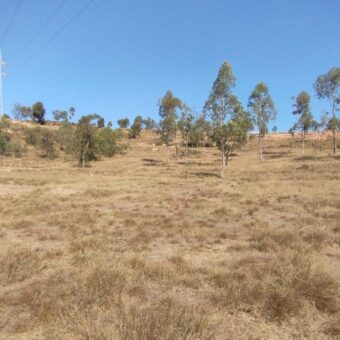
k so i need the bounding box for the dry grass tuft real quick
[0,245,45,286]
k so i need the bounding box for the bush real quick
[0,130,11,155]
[57,122,75,154]
[98,127,119,157]
[39,129,57,159]
[24,127,41,146]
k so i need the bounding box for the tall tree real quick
[291,91,314,155]
[32,102,46,125]
[314,67,340,154]
[178,104,195,165]
[204,61,236,177]
[158,90,182,162]
[142,117,157,130]
[248,83,276,160]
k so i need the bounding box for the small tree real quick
[32,102,46,125]
[178,104,195,164]
[39,129,57,159]
[142,117,157,130]
[204,61,236,177]
[248,83,276,160]
[117,118,130,128]
[314,67,340,154]
[212,95,252,167]
[12,103,33,121]
[98,127,119,157]
[129,115,143,138]
[291,91,314,155]
[73,115,100,167]
[97,117,105,128]
[53,107,75,123]
[158,90,182,162]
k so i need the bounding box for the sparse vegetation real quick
[0,125,339,339]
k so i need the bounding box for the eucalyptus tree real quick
[248,83,276,160]
[291,91,314,155]
[158,90,182,162]
[314,67,340,154]
[53,107,75,123]
[204,61,236,177]
[211,95,252,168]
[178,104,195,164]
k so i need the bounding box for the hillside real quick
[0,120,339,339]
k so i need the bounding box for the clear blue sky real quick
[1,0,339,130]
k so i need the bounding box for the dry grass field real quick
[0,131,339,339]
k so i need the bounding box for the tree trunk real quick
[82,140,89,168]
[185,134,188,165]
[302,131,305,155]
[332,100,336,155]
[221,141,226,178]
[259,133,263,161]
[167,144,169,164]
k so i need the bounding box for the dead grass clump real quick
[251,227,300,252]
[114,298,212,340]
[251,226,329,252]
[0,245,45,286]
[322,314,340,337]
[11,219,33,229]
[211,251,339,321]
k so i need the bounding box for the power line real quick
[11,0,68,62]
[10,0,93,77]
[0,0,22,46]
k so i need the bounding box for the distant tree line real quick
[1,64,339,173]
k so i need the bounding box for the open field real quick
[0,132,339,339]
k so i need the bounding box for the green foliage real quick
[73,115,100,167]
[32,102,46,125]
[53,107,75,123]
[117,118,130,128]
[58,122,75,154]
[212,95,253,164]
[160,114,177,146]
[39,129,57,159]
[314,67,340,154]
[159,91,182,147]
[24,127,41,146]
[142,117,157,130]
[12,103,32,121]
[248,83,276,136]
[129,116,143,139]
[0,116,11,129]
[159,91,182,118]
[97,117,105,128]
[204,62,236,126]
[0,130,11,155]
[291,91,314,133]
[98,127,119,157]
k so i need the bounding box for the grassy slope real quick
[0,128,339,339]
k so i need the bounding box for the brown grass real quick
[0,128,339,339]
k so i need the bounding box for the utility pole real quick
[0,50,5,116]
